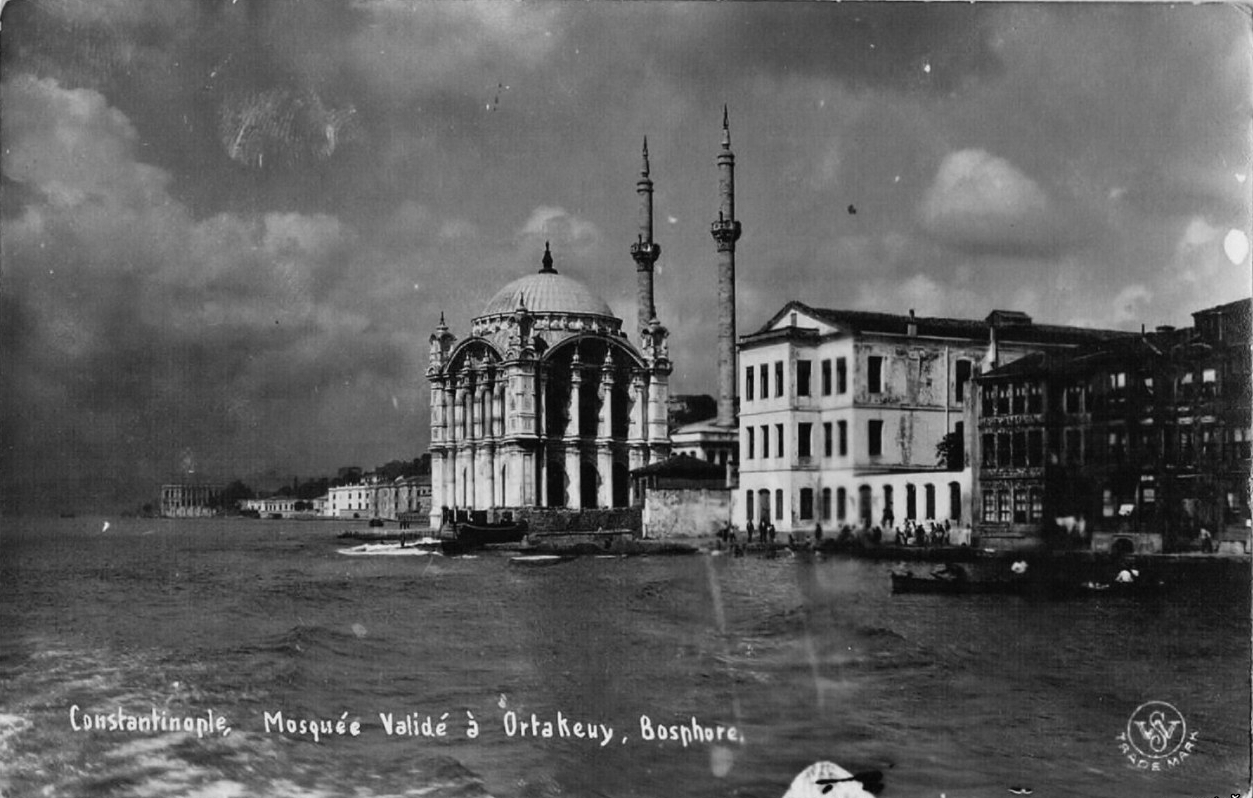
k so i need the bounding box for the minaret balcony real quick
[710,218,742,247]
[631,240,660,266]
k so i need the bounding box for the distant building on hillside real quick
[160,482,223,518]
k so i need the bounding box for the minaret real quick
[710,106,742,428]
[630,137,661,337]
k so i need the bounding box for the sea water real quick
[1,517,1248,797]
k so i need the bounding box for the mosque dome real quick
[479,244,616,320]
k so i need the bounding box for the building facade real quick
[160,482,223,518]
[325,476,431,521]
[736,302,1131,534]
[971,298,1252,552]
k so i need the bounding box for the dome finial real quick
[540,241,556,274]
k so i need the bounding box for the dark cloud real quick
[1,1,1248,513]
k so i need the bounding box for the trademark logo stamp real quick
[1114,700,1199,770]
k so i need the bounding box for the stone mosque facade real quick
[426,144,674,527]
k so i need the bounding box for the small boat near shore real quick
[338,541,442,556]
[440,519,529,555]
[509,554,575,567]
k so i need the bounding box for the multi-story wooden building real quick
[971,298,1251,552]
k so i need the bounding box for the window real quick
[1027,384,1043,414]
[746,366,754,402]
[996,385,1011,415]
[997,433,1011,468]
[955,359,972,403]
[797,360,812,397]
[948,482,961,521]
[746,427,755,459]
[1027,430,1044,467]
[761,426,770,459]
[775,489,783,520]
[1202,368,1217,383]
[1065,429,1083,464]
[905,483,917,520]
[982,386,996,417]
[983,490,996,522]
[1110,372,1127,389]
[1064,386,1082,414]
[821,488,832,521]
[982,433,996,467]
[776,423,784,457]
[883,485,895,522]
[836,487,847,521]
[838,421,848,456]
[998,491,1013,523]
[760,364,769,399]
[837,357,848,394]
[1029,487,1043,522]
[745,490,754,523]
[925,484,936,519]
[1012,431,1027,467]
[823,422,833,457]
[1013,489,1028,523]
[800,488,814,520]
[1012,384,1026,415]
[775,361,784,397]
[821,359,832,395]
[1109,429,1127,462]
[798,423,813,458]
[868,356,883,394]
[868,419,883,456]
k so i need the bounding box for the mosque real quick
[426,118,743,529]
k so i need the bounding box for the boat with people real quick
[890,571,1027,595]
[891,568,1169,598]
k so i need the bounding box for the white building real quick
[736,302,1124,535]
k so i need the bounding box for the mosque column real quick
[453,381,469,509]
[565,355,583,509]
[476,373,493,509]
[537,367,549,507]
[596,352,615,508]
[628,370,648,503]
[647,370,670,461]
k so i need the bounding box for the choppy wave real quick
[0,640,495,798]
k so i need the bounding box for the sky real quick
[1,0,1250,514]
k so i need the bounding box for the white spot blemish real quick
[923,62,932,73]
[667,216,678,224]
[391,396,399,410]
[710,744,734,778]
[1236,173,1247,184]
[1223,229,1250,265]
[351,623,367,638]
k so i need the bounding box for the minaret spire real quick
[631,136,661,337]
[711,106,743,429]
